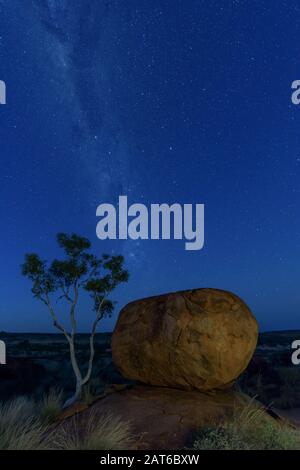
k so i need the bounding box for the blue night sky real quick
[0,0,300,332]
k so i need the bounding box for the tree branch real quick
[45,294,71,343]
[79,264,100,287]
[70,283,79,341]
[61,283,73,303]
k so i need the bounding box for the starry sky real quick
[0,0,300,333]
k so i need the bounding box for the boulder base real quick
[76,386,267,449]
[112,288,258,390]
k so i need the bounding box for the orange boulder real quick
[112,288,258,391]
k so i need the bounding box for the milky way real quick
[1,1,300,331]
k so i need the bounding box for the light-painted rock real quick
[112,288,258,390]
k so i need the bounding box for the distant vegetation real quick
[237,330,300,409]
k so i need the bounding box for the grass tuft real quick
[39,388,63,424]
[193,399,300,450]
[50,412,133,450]
[0,396,47,450]
[81,384,97,406]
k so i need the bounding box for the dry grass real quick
[193,398,300,450]
[0,397,48,450]
[49,412,133,450]
[0,394,133,450]
[39,388,63,424]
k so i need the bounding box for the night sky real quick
[1,0,300,332]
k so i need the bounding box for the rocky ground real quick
[60,385,260,450]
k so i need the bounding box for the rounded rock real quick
[112,288,258,391]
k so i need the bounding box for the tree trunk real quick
[63,340,83,408]
[62,380,83,409]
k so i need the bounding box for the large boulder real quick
[112,288,258,391]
